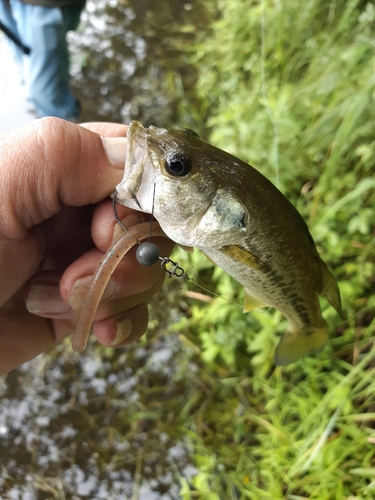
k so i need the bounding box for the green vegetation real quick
[2,0,375,498]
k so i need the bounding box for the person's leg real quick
[61,2,85,32]
[10,1,80,120]
[0,1,24,65]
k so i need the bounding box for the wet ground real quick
[0,278,201,499]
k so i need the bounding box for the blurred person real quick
[0,0,85,120]
[0,118,174,374]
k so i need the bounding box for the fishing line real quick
[181,269,244,310]
[149,183,156,243]
[133,183,161,266]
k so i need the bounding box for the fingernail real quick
[109,318,133,346]
[26,283,70,315]
[102,137,127,169]
[69,277,118,310]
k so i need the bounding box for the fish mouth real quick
[116,121,148,209]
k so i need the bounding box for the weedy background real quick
[1,0,374,498]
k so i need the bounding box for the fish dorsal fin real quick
[320,260,344,318]
[274,324,328,366]
[243,288,266,313]
[219,245,266,271]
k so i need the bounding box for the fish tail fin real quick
[274,323,328,366]
[320,260,344,319]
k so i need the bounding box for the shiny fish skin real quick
[116,121,342,365]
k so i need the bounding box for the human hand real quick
[0,118,174,374]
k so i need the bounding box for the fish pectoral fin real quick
[320,260,344,318]
[219,245,266,270]
[243,288,267,313]
[274,324,328,366]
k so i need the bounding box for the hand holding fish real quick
[0,117,342,372]
[0,118,173,374]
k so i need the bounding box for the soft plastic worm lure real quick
[72,220,167,352]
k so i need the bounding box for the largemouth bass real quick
[113,121,342,365]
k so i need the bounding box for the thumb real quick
[0,117,127,241]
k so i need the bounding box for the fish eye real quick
[164,152,192,177]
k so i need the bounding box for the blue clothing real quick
[0,0,84,119]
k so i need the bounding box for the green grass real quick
[167,248,375,498]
